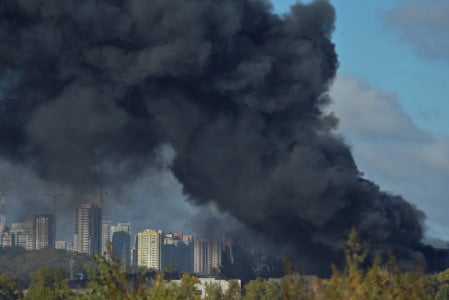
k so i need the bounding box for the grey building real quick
[75,204,102,255]
[112,231,131,268]
[33,214,55,249]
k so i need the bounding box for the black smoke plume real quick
[0,0,432,274]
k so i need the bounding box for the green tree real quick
[0,273,22,300]
[429,268,449,300]
[323,229,431,300]
[204,282,223,300]
[79,254,149,300]
[224,280,241,300]
[280,258,312,300]
[0,247,93,285]
[242,277,281,300]
[146,273,176,300]
[23,267,70,300]
[173,273,201,300]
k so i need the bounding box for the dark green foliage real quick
[242,277,281,300]
[23,267,71,300]
[5,230,449,299]
[203,279,241,300]
[0,247,93,285]
[78,253,203,300]
[0,273,23,300]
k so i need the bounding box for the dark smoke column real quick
[0,0,425,273]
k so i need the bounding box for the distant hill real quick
[0,246,94,284]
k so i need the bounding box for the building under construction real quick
[33,214,55,249]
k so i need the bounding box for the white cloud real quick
[329,75,449,239]
[385,1,449,61]
[330,76,424,140]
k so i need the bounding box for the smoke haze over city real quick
[0,0,439,274]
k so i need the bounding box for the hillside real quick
[0,247,94,283]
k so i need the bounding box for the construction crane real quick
[22,192,64,213]
[27,192,64,246]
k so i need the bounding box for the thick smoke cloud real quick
[0,0,429,273]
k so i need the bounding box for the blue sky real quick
[276,0,449,133]
[274,0,449,241]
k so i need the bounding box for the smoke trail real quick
[0,0,428,273]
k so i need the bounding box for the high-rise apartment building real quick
[131,235,138,268]
[163,232,194,273]
[194,240,205,274]
[10,220,33,250]
[110,222,132,267]
[0,193,6,234]
[101,220,111,256]
[74,203,102,255]
[112,231,130,268]
[137,229,163,270]
[194,239,222,275]
[111,223,131,235]
[33,214,55,249]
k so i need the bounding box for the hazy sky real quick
[275,0,449,239]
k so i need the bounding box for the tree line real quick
[2,229,449,299]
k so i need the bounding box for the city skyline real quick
[0,200,232,277]
[0,192,235,244]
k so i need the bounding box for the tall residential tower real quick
[137,229,163,270]
[194,239,222,275]
[33,214,55,249]
[74,203,102,255]
[101,220,111,256]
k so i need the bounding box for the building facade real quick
[112,231,131,268]
[111,223,131,235]
[10,220,33,250]
[33,214,55,250]
[162,233,194,273]
[55,240,74,250]
[75,203,102,255]
[101,220,111,256]
[1,232,14,247]
[194,239,222,275]
[137,229,163,270]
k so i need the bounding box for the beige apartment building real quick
[137,229,163,270]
